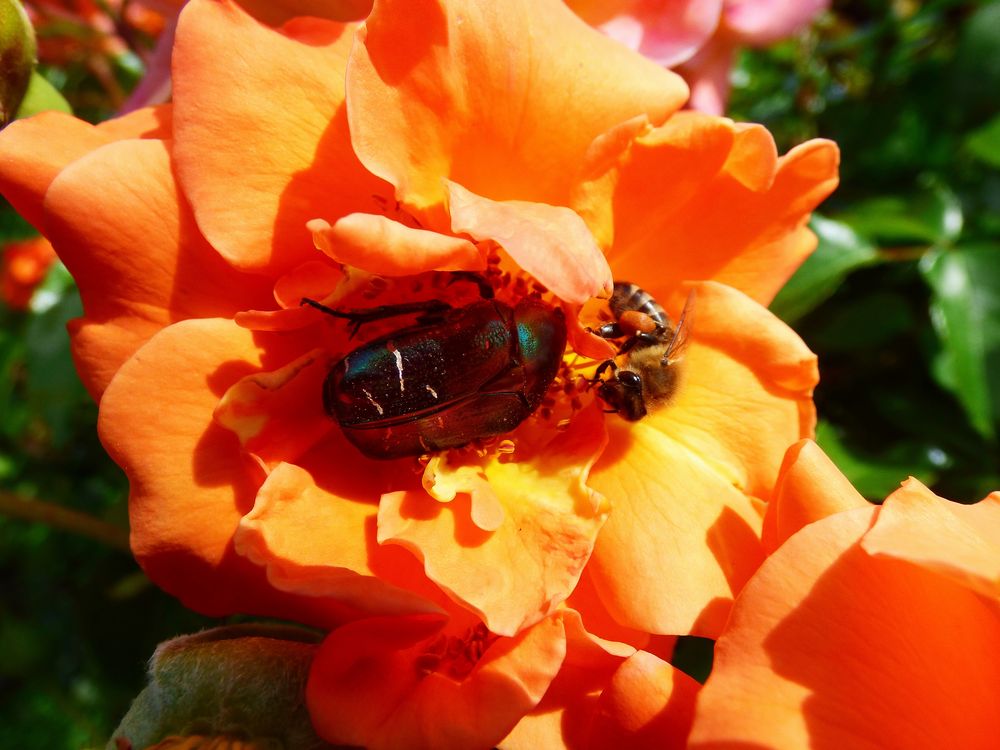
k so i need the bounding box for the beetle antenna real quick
[301,298,341,316]
[302,297,453,338]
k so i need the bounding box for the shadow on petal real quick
[275,104,392,271]
[356,0,449,85]
[704,504,764,592]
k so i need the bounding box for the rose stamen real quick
[414,624,498,681]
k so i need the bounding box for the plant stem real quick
[877,245,929,262]
[0,489,130,552]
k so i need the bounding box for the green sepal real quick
[107,624,339,750]
[15,70,72,119]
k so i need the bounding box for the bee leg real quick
[588,359,617,389]
[618,332,663,355]
[301,297,451,337]
[588,322,624,340]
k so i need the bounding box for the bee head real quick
[598,369,647,421]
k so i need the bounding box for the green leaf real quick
[838,182,963,246]
[920,244,1000,440]
[965,114,1000,170]
[770,214,880,323]
[809,291,914,352]
[952,1,1000,125]
[15,70,72,119]
[672,636,714,685]
[24,263,87,447]
[815,421,943,500]
[0,613,45,676]
[0,203,35,241]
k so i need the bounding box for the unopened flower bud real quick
[0,0,35,127]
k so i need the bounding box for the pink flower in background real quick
[24,0,175,110]
[568,0,830,113]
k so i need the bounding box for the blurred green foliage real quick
[0,256,216,746]
[0,0,999,745]
[732,0,1000,502]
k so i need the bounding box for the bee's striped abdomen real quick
[609,281,669,330]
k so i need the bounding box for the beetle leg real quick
[447,271,495,300]
[301,297,452,337]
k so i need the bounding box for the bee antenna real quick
[660,289,695,366]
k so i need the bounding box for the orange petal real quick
[948,491,1000,544]
[566,305,618,360]
[214,348,335,468]
[308,214,485,275]
[233,454,444,617]
[307,612,566,750]
[500,609,634,750]
[862,479,1000,600]
[761,439,869,553]
[422,457,505,533]
[648,282,817,498]
[378,403,609,636]
[724,122,778,191]
[0,106,172,233]
[565,567,651,649]
[172,0,389,274]
[689,506,1000,749]
[588,423,764,637]
[67,317,165,402]
[0,112,113,230]
[592,114,840,305]
[347,0,687,212]
[587,282,816,636]
[272,260,345,309]
[692,138,841,304]
[563,0,639,26]
[237,0,373,24]
[94,103,173,139]
[588,651,701,750]
[99,318,350,625]
[234,306,321,332]
[571,114,657,251]
[43,138,274,399]
[448,182,613,305]
[574,110,734,252]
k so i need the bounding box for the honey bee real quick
[590,282,693,421]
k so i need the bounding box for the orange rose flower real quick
[690,440,1000,749]
[0,235,57,309]
[306,603,702,749]
[0,0,837,744]
[500,627,702,749]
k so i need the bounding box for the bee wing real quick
[661,290,695,365]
